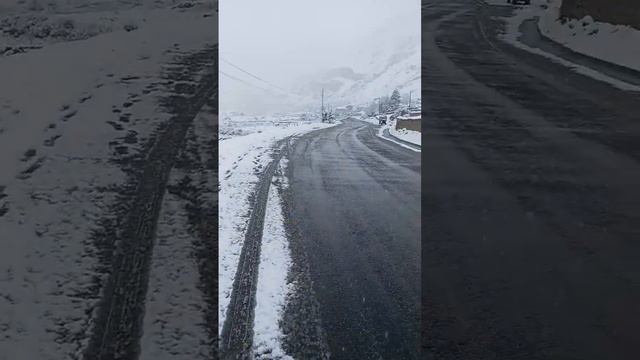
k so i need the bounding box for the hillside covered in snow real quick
[292,11,420,107]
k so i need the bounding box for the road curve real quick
[284,120,421,359]
[423,1,640,359]
[382,127,422,152]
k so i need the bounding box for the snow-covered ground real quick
[139,173,210,360]
[139,98,216,360]
[0,1,215,358]
[358,116,421,151]
[491,0,640,91]
[253,158,293,360]
[389,123,421,147]
[537,0,640,73]
[218,114,335,355]
[0,1,215,50]
[219,112,318,140]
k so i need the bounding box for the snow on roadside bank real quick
[218,119,335,337]
[390,124,421,147]
[139,177,210,360]
[377,125,421,153]
[494,0,640,91]
[359,117,421,151]
[253,160,293,360]
[139,100,216,360]
[538,0,640,73]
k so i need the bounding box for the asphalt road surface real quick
[285,120,421,359]
[423,1,640,359]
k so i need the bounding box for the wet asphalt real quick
[423,0,640,359]
[285,120,421,359]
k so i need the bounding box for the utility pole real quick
[321,88,325,122]
[408,90,412,110]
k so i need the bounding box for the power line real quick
[220,58,290,93]
[220,71,275,94]
[220,61,306,101]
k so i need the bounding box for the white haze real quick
[220,0,420,115]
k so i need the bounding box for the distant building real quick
[396,110,421,132]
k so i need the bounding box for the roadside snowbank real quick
[359,117,421,150]
[253,160,293,360]
[218,118,335,337]
[390,124,421,146]
[139,99,216,360]
[139,175,210,360]
[496,0,640,91]
[377,126,420,153]
[538,0,640,73]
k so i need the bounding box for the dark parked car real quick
[507,0,531,4]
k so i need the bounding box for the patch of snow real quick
[220,113,316,140]
[252,172,293,360]
[218,116,336,336]
[358,117,421,151]
[390,124,421,147]
[538,0,640,73]
[0,1,216,50]
[139,100,215,360]
[278,157,290,189]
[376,123,421,153]
[139,178,210,360]
[496,0,640,91]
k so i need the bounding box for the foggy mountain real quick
[292,12,420,107]
[219,0,419,115]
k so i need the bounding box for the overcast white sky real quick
[219,0,420,114]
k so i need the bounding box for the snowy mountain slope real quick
[292,11,420,106]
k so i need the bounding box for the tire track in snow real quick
[83,45,216,360]
[219,138,288,359]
